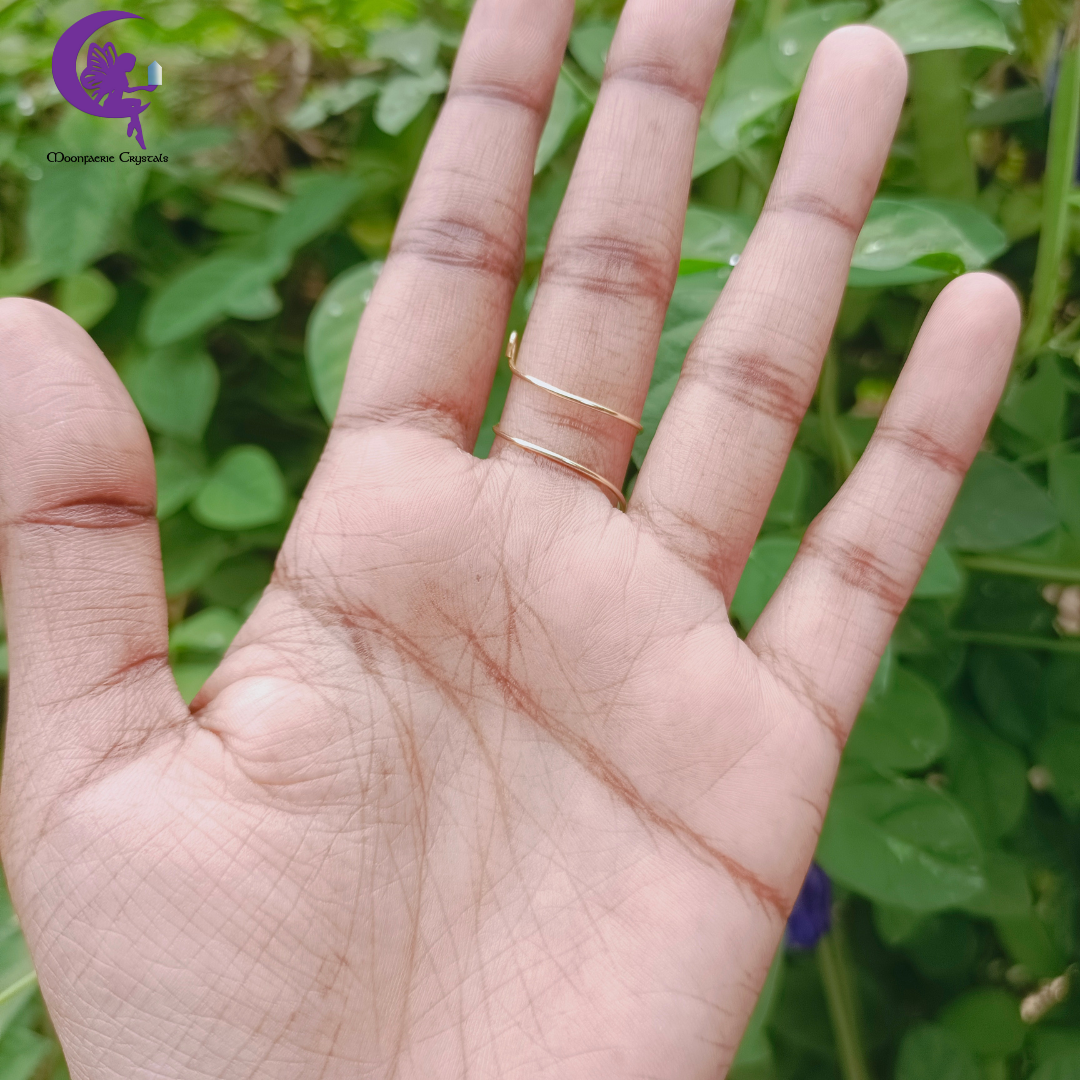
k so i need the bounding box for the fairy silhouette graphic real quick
[78,42,157,149]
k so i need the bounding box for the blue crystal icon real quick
[147,61,162,86]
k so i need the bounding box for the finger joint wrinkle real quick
[766,191,863,239]
[391,214,523,287]
[334,393,473,446]
[10,497,156,531]
[685,348,809,427]
[603,61,707,110]
[803,530,908,617]
[540,233,675,307]
[447,79,549,124]
[875,423,968,477]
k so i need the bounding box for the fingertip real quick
[930,272,1023,371]
[813,25,908,102]
[941,271,1023,333]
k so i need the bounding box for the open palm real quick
[0,2,1020,1077]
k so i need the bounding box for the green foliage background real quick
[2,0,1080,1076]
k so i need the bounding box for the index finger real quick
[333,0,574,449]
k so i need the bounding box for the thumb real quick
[0,299,186,810]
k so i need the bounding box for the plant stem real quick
[764,0,790,31]
[952,629,1080,653]
[1020,5,1080,366]
[959,554,1080,584]
[911,51,977,201]
[0,970,37,1009]
[559,60,597,106]
[1015,435,1080,464]
[819,348,855,485]
[817,928,872,1080]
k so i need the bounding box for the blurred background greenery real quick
[2,0,1080,1076]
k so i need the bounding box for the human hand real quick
[0,2,1020,1077]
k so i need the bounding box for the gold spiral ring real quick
[492,425,627,511]
[504,332,644,433]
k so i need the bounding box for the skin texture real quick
[0,3,1021,1078]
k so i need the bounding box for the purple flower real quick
[786,863,832,950]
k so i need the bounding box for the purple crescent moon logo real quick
[52,11,158,150]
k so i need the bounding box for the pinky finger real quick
[748,273,1021,735]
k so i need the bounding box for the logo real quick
[52,11,160,150]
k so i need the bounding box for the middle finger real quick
[490,0,734,504]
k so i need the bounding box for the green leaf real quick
[526,167,570,260]
[143,254,287,346]
[850,198,1008,288]
[968,86,1046,128]
[0,1026,52,1080]
[914,544,965,599]
[1036,724,1080,814]
[1031,1050,1080,1080]
[1049,453,1080,539]
[213,183,288,214]
[199,553,273,610]
[569,20,616,82]
[54,269,116,329]
[224,284,281,321]
[0,260,55,299]
[680,205,754,270]
[267,173,365,259]
[943,453,1058,552]
[1048,656,1080,725]
[768,2,868,82]
[631,269,730,467]
[665,269,727,328]
[709,3,866,154]
[306,262,383,422]
[998,356,1068,448]
[730,536,800,629]
[817,772,985,911]
[959,850,1032,917]
[691,125,731,179]
[124,344,220,442]
[374,69,448,135]
[846,666,951,772]
[947,719,1028,840]
[764,448,810,527]
[869,0,1014,54]
[994,912,1068,978]
[368,21,441,75]
[192,446,288,532]
[535,70,586,174]
[873,901,927,945]
[170,607,243,654]
[895,1023,981,1080]
[25,159,143,278]
[632,367,681,467]
[159,513,232,596]
[939,988,1026,1058]
[969,647,1045,747]
[289,78,380,130]
[154,440,207,520]
[171,660,219,704]
[708,79,792,154]
[732,946,783,1068]
[0,888,36,1042]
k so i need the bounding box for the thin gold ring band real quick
[505,333,644,433]
[492,424,627,511]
